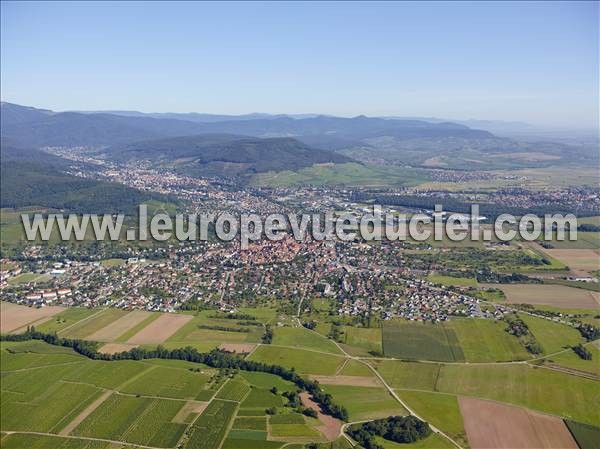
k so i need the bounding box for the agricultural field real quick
[321,385,407,421]
[216,378,252,402]
[398,391,468,448]
[343,326,382,354]
[493,284,600,309]
[272,326,343,354]
[0,301,65,333]
[517,313,584,354]
[451,317,531,362]
[427,274,478,288]
[36,307,99,334]
[382,320,465,362]
[544,342,600,376]
[86,309,153,342]
[565,421,600,449]
[185,399,238,449]
[59,308,129,339]
[247,345,346,375]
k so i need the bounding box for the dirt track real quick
[299,392,343,441]
[459,396,578,449]
[0,301,64,333]
[126,313,192,344]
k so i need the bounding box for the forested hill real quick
[0,142,172,215]
[104,134,354,177]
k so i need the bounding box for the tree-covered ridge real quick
[0,328,349,421]
[346,416,432,449]
[1,143,172,215]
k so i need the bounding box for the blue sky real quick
[1,1,598,128]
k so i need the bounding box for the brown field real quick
[309,375,381,387]
[86,310,152,342]
[0,301,65,333]
[545,249,600,276]
[172,401,208,423]
[300,392,343,441]
[126,313,193,344]
[218,343,257,354]
[459,396,578,449]
[98,343,138,354]
[494,284,599,309]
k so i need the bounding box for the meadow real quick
[272,326,343,354]
[321,385,407,421]
[382,320,465,362]
[247,345,345,375]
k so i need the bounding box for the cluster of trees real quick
[211,313,257,321]
[302,320,317,330]
[577,323,600,341]
[572,344,592,360]
[197,324,250,333]
[2,328,349,421]
[328,323,343,342]
[262,325,273,344]
[346,416,431,449]
[504,314,542,355]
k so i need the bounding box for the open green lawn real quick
[397,391,468,448]
[247,345,345,375]
[273,326,343,354]
[518,313,584,354]
[451,317,530,362]
[382,320,465,362]
[322,385,407,421]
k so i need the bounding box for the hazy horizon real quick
[2,1,598,129]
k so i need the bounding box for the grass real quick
[543,343,600,376]
[451,317,530,362]
[343,326,382,354]
[339,359,376,377]
[427,274,478,288]
[239,371,295,390]
[397,391,468,448]
[99,258,126,267]
[247,345,345,375]
[61,359,150,389]
[269,423,321,438]
[322,385,407,421]
[372,360,442,391]
[382,320,465,362]
[518,313,584,354]
[241,387,284,408]
[36,308,98,334]
[372,433,455,449]
[222,438,284,449]
[270,413,306,424]
[273,326,343,354]
[60,308,129,339]
[0,434,110,449]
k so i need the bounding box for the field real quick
[398,390,468,448]
[216,379,252,402]
[119,365,213,399]
[343,326,382,354]
[546,342,600,376]
[321,385,407,421]
[565,421,600,449]
[60,308,129,339]
[127,313,193,344]
[494,284,599,309]
[382,320,465,362]
[459,396,578,449]
[518,313,584,354]
[0,301,65,333]
[427,274,478,288]
[36,308,99,334]
[85,309,153,342]
[247,345,345,375]
[185,399,238,449]
[451,318,530,362]
[272,326,343,354]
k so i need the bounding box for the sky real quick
[1,1,598,128]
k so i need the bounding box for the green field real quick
[216,378,252,402]
[382,320,465,362]
[545,343,600,376]
[36,308,99,334]
[239,371,295,390]
[186,399,238,449]
[269,423,321,438]
[119,364,212,399]
[273,326,343,354]
[0,433,111,449]
[451,318,530,362]
[343,326,382,354]
[322,385,407,421]
[518,313,584,354]
[398,390,468,448]
[372,360,442,391]
[241,387,285,408]
[427,274,478,288]
[247,345,345,375]
[232,416,267,431]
